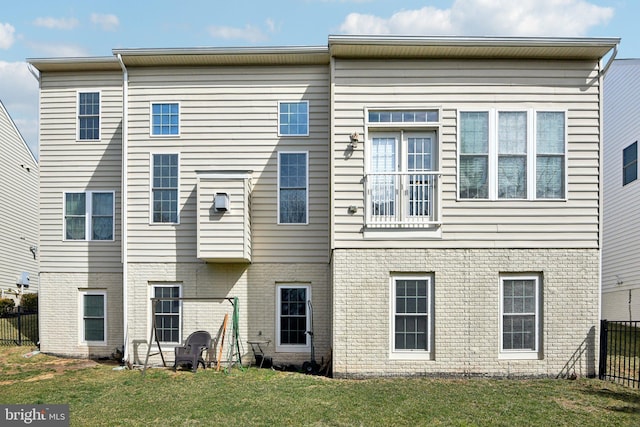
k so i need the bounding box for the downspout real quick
[116,53,130,364]
[597,43,618,327]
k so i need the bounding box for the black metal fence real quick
[599,320,640,388]
[0,306,39,346]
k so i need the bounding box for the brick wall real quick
[126,262,330,367]
[332,248,600,378]
[39,272,123,358]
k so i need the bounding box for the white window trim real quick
[499,274,541,360]
[389,275,433,360]
[79,290,107,345]
[76,90,101,141]
[457,108,568,201]
[149,283,183,346]
[63,190,116,242]
[277,151,309,225]
[277,100,309,137]
[276,284,311,353]
[149,152,180,225]
[149,101,181,137]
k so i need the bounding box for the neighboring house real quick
[0,100,39,302]
[602,59,640,321]
[28,35,618,378]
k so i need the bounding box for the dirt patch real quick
[0,351,102,385]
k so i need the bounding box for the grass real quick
[0,347,639,426]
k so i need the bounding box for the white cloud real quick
[91,13,119,31]
[208,24,269,43]
[33,17,79,30]
[266,18,276,33]
[0,22,16,49]
[26,41,90,58]
[339,0,613,37]
[0,61,39,156]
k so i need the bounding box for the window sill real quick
[498,352,541,360]
[389,351,433,361]
[276,345,310,353]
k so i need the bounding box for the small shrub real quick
[0,297,15,315]
[20,293,38,311]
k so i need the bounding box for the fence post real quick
[16,305,22,346]
[598,319,608,380]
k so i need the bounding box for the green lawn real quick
[0,347,639,426]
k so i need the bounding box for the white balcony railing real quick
[365,172,441,227]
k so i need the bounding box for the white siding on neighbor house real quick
[125,65,329,264]
[39,72,123,273]
[332,59,602,249]
[0,102,39,294]
[602,59,640,297]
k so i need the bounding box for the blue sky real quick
[0,0,636,158]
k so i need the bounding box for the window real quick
[500,275,541,358]
[81,292,106,343]
[64,191,114,241]
[459,112,489,199]
[623,141,638,186]
[78,92,100,140]
[391,276,432,359]
[458,110,566,200]
[152,154,179,223]
[369,110,439,123]
[151,103,179,136]
[276,285,310,352]
[536,112,566,198]
[498,111,528,199]
[153,285,181,343]
[278,101,308,136]
[278,152,308,224]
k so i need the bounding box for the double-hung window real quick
[278,151,308,224]
[153,284,181,344]
[151,153,179,224]
[151,103,179,136]
[64,191,114,241]
[78,91,100,140]
[459,109,566,200]
[278,101,308,136]
[390,276,432,359]
[623,141,638,186]
[500,274,541,358]
[276,285,310,352]
[81,291,106,344]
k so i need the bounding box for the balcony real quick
[365,172,441,228]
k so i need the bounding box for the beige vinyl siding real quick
[602,60,640,293]
[332,58,601,249]
[197,174,251,262]
[0,103,39,292]
[39,72,122,272]
[126,65,329,264]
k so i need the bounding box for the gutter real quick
[116,53,130,364]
